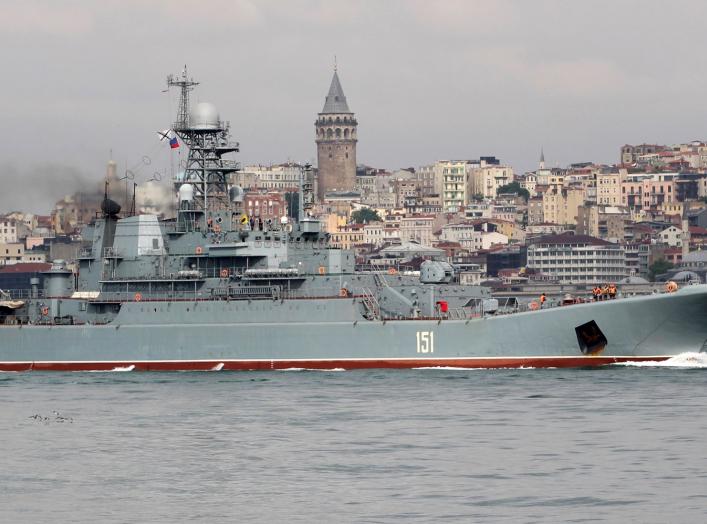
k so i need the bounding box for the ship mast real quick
[166,66,239,229]
[167,65,199,131]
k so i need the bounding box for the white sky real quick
[1,0,706,212]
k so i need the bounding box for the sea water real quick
[2,354,707,523]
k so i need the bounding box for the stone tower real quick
[315,69,357,200]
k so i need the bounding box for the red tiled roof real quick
[0,263,52,274]
[689,226,707,235]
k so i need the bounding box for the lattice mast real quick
[166,67,239,221]
[167,66,199,131]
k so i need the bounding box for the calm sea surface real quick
[2,357,707,523]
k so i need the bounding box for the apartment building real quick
[542,184,585,226]
[527,233,627,284]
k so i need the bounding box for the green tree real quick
[496,181,530,202]
[351,208,382,224]
[648,259,674,281]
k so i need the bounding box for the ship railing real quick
[280,286,369,300]
[0,315,31,326]
[355,263,407,274]
[1,289,45,300]
[446,305,483,320]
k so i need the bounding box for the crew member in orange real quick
[608,283,617,299]
[592,286,601,301]
[539,293,547,309]
[602,284,610,301]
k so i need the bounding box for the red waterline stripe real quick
[0,356,673,372]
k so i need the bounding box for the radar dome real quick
[190,102,220,130]
[178,183,194,202]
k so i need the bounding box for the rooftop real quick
[0,263,52,274]
[530,233,613,247]
[321,71,351,114]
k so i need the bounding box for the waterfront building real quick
[527,233,627,284]
[315,69,357,200]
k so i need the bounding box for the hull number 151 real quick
[416,331,434,353]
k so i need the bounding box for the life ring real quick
[339,288,348,298]
[318,266,326,275]
[41,306,49,316]
[134,292,142,302]
[665,281,678,293]
[220,268,229,278]
[213,224,221,233]
[529,301,539,311]
[195,246,203,255]
[388,268,398,275]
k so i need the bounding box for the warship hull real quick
[2,285,706,371]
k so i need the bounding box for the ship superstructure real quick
[0,70,706,371]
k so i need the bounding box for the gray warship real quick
[1,70,706,371]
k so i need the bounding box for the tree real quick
[648,259,674,281]
[351,208,382,224]
[496,181,530,202]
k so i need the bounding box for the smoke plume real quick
[0,163,101,215]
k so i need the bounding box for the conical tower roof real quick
[321,71,351,113]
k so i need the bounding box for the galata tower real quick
[315,68,357,200]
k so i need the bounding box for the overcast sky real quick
[1,0,706,213]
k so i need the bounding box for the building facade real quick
[527,233,627,284]
[315,70,357,200]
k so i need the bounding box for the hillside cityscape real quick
[2,69,707,292]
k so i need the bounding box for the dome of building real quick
[190,102,220,130]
